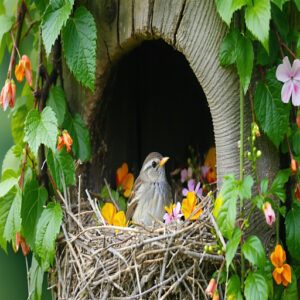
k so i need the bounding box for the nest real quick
[53,179,225,300]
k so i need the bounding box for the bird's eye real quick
[152,161,157,168]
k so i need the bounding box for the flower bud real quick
[205,278,217,298]
[256,150,262,158]
[290,159,298,174]
[297,115,300,129]
[0,79,16,111]
[263,202,276,226]
[15,54,32,86]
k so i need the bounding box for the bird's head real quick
[140,152,169,183]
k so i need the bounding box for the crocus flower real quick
[203,147,217,183]
[270,244,292,286]
[276,56,300,106]
[15,54,32,86]
[101,203,128,227]
[182,179,202,198]
[163,202,183,224]
[262,202,276,226]
[181,191,203,221]
[0,79,16,111]
[116,163,134,197]
[15,232,30,256]
[205,278,217,298]
[57,130,73,152]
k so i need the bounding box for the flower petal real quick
[292,80,300,106]
[272,269,282,285]
[113,211,127,227]
[180,169,188,183]
[292,59,300,80]
[187,179,195,191]
[282,264,292,284]
[101,203,117,225]
[276,56,292,83]
[182,188,188,196]
[195,182,201,194]
[281,80,293,103]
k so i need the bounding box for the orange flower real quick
[116,163,134,197]
[270,244,292,286]
[101,203,128,227]
[205,278,217,298]
[0,79,16,111]
[181,191,203,221]
[204,147,217,183]
[15,54,32,86]
[15,232,30,256]
[290,158,298,174]
[57,130,73,152]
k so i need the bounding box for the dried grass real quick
[52,177,225,299]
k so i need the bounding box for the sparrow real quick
[126,152,172,225]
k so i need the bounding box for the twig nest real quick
[53,191,224,299]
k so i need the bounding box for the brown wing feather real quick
[126,176,142,220]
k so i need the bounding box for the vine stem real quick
[239,83,245,290]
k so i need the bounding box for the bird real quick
[126,152,172,226]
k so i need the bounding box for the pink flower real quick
[0,79,16,111]
[163,202,183,224]
[182,179,202,198]
[205,278,217,298]
[276,56,300,106]
[263,202,276,226]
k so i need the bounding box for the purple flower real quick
[180,167,193,183]
[182,179,202,198]
[163,202,183,224]
[201,165,210,179]
[276,56,300,106]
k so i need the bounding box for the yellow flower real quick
[116,163,134,197]
[181,191,203,221]
[101,203,128,227]
[270,244,292,287]
[165,203,176,215]
[101,203,116,225]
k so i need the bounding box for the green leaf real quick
[219,29,239,66]
[271,0,287,10]
[236,35,254,93]
[63,112,91,161]
[24,107,58,155]
[244,271,268,300]
[21,176,47,249]
[292,129,300,156]
[254,72,290,147]
[260,177,268,195]
[226,274,243,300]
[47,148,76,190]
[1,146,21,175]
[3,187,22,243]
[41,0,74,55]
[271,3,289,40]
[46,86,66,126]
[214,175,238,239]
[62,6,97,91]
[0,189,16,251]
[11,105,28,144]
[242,235,266,269]
[239,175,254,200]
[285,204,300,262]
[28,256,44,300]
[252,194,264,209]
[35,202,63,270]
[269,169,290,202]
[215,0,247,25]
[295,0,300,11]
[245,0,271,52]
[0,171,18,198]
[225,227,241,269]
[0,15,13,45]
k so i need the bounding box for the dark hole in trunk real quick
[90,40,214,190]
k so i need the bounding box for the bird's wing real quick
[126,175,142,221]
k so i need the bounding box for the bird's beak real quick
[159,157,170,167]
